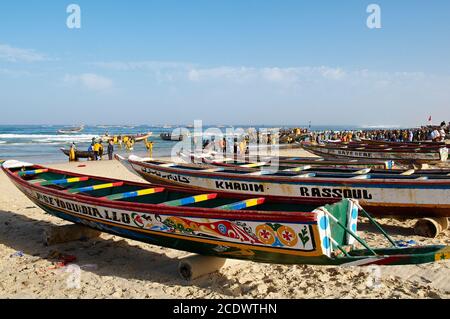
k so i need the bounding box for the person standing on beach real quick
[145,139,153,157]
[220,137,226,156]
[107,140,114,160]
[69,142,77,162]
[99,142,104,160]
[93,141,101,160]
[233,137,238,159]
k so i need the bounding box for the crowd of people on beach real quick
[68,135,154,162]
[66,122,450,162]
[309,122,450,144]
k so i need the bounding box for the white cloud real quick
[92,60,194,71]
[186,66,347,84]
[0,43,48,62]
[0,68,33,77]
[64,73,113,91]
[91,60,350,85]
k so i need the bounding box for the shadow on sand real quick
[357,219,416,237]
[0,208,248,296]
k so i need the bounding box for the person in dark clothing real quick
[233,137,238,159]
[107,140,114,160]
[221,137,227,155]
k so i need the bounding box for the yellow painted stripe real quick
[136,188,160,196]
[92,183,115,190]
[194,194,209,202]
[240,162,267,168]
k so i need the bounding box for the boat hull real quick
[3,160,449,266]
[60,148,104,159]
[125,158,450,218]
[9,178,337,265]
[180,152,394,169]
[302,143,448,164]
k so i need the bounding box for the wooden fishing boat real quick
[160,132,183,141]
[301,142,448,164]
[2,159,449,266]
[118,155,450,219]
[60,148,104,160]
[325,141,445,150]
[57,125,84,134]
[359,139,446,147]
[100,132,152,143]
[179,151,395,169]
[134,132,153,142]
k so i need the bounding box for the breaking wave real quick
[0,134,97,144]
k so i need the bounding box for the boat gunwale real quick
[128,157,450,186]
[302,143,446,154]
[1,164,318,223]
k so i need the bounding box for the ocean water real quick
[0,124,374,164]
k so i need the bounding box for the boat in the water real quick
[160,132,183,141]
[60,148,104,160]
[301,142,448,164]
[2,159,449,266]
[57,125,84,134]
[118,154,450,219]
[179,151,395,169]
[100,132,152,143]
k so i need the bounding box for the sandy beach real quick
[0,148,449,299]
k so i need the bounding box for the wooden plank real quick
[201,167,225,172]
[159,163,176,167]
[239,162,268,168]
[282,165,311,172]
[68,181,124,194]
[17,168,49,177]
[216,197,265,210]
[245,170,273,176]
[293,173,316,178]
[354,168,371,174]
[102,187,165,200]
[161,193,218,206]
[40,176,89,186]
[351,174,370,179]
[29,179,47,184]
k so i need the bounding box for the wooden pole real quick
[177,254,244,281]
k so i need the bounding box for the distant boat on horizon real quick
[57,125,84,134]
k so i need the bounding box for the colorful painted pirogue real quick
[118,155,450,218]
[179,151,395,169]
[326,141,445,150]
[1,159,449,266]
[301,142,448,163]
[99,132,152,143]
[358,139,446,147]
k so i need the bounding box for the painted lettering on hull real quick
[215,181,264,193]
[36,192,146,226]
[141,167,190,184]
[336,150,372,158]
[299,187,373,200]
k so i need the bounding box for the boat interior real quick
[5,163,322,213]
[136,158,450,180]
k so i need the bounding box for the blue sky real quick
[1,0,449,126]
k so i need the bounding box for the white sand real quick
[0,149,449,298]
